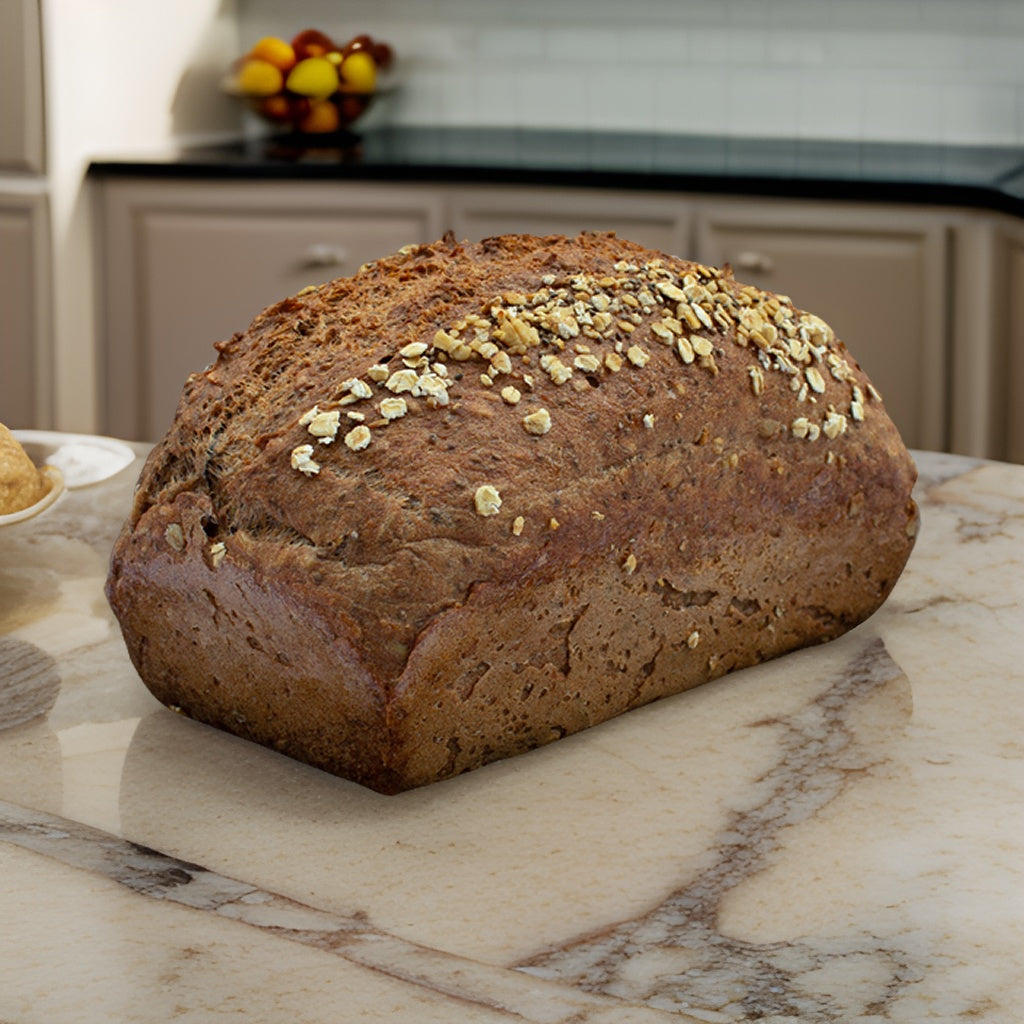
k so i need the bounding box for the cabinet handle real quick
[734,250,774,274]
[299,243,348,269]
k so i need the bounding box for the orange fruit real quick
[235,58,284,97]
[285,56,339,99]
[339,50,377,94]
[298,99,341,134]
[257,94,293,122]
[247,36,296,72]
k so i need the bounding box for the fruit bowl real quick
[226,29,394,136]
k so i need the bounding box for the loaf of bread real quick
[106,232,918,793]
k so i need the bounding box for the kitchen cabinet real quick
[0,0,48,431]
[0,191,50,428]
[1001,232,1024,463]
[96,179,964,453]
[987,217,1024,463]
[96,180,445,440]
[450,189,949,450]
[0,0,45,173]
[942,210,1024,463]
[695,199,949,451]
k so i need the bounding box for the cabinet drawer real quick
[447,185,692,260]
[697,203,948,450]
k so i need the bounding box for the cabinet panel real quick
[0,0,45,172]
[447,185,692,260]
[99,182,442,441]
[139,208,427,439]
[697,203,948,451]
[1001,234,1024,463]
[0,194,49,428]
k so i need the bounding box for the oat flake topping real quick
[474,484,502,517]
[287,244,878,521]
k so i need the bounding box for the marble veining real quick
[0,799,689,1024]
[517,639,917,1022]
[1,445,1022,1023]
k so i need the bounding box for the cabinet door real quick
[447,185,692,260]
[0,193,49,428]
[99,181,443,440]
[0,0,45,172]
[994,226,1024,463]
[696,201,948,451]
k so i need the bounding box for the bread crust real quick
[106,232,918,792]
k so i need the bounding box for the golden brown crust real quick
[106,232,918,793]
[0,424,48,514]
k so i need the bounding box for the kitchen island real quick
[1,442,1022,1022]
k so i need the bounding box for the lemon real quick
[339,50,377,94]
[286,56,339,100]
[235,58,284,98]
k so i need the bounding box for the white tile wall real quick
[237,0,1024,144]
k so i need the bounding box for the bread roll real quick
[0,424,48,514]
[106,232,918,793]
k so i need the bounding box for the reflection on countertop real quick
[1,443,1023,1023]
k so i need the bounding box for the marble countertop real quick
[88,128,1024,217]
[1,442,1022,1023]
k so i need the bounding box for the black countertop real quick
[88,126,1024,216]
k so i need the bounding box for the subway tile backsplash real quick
[238,0,1024,144]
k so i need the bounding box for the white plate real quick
[12,431,136,489]
[0,464,64,526]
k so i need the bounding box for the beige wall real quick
[31,0,241,432]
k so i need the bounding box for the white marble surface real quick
[1,443,1022,1023]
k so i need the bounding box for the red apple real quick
[291,28,337,61]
